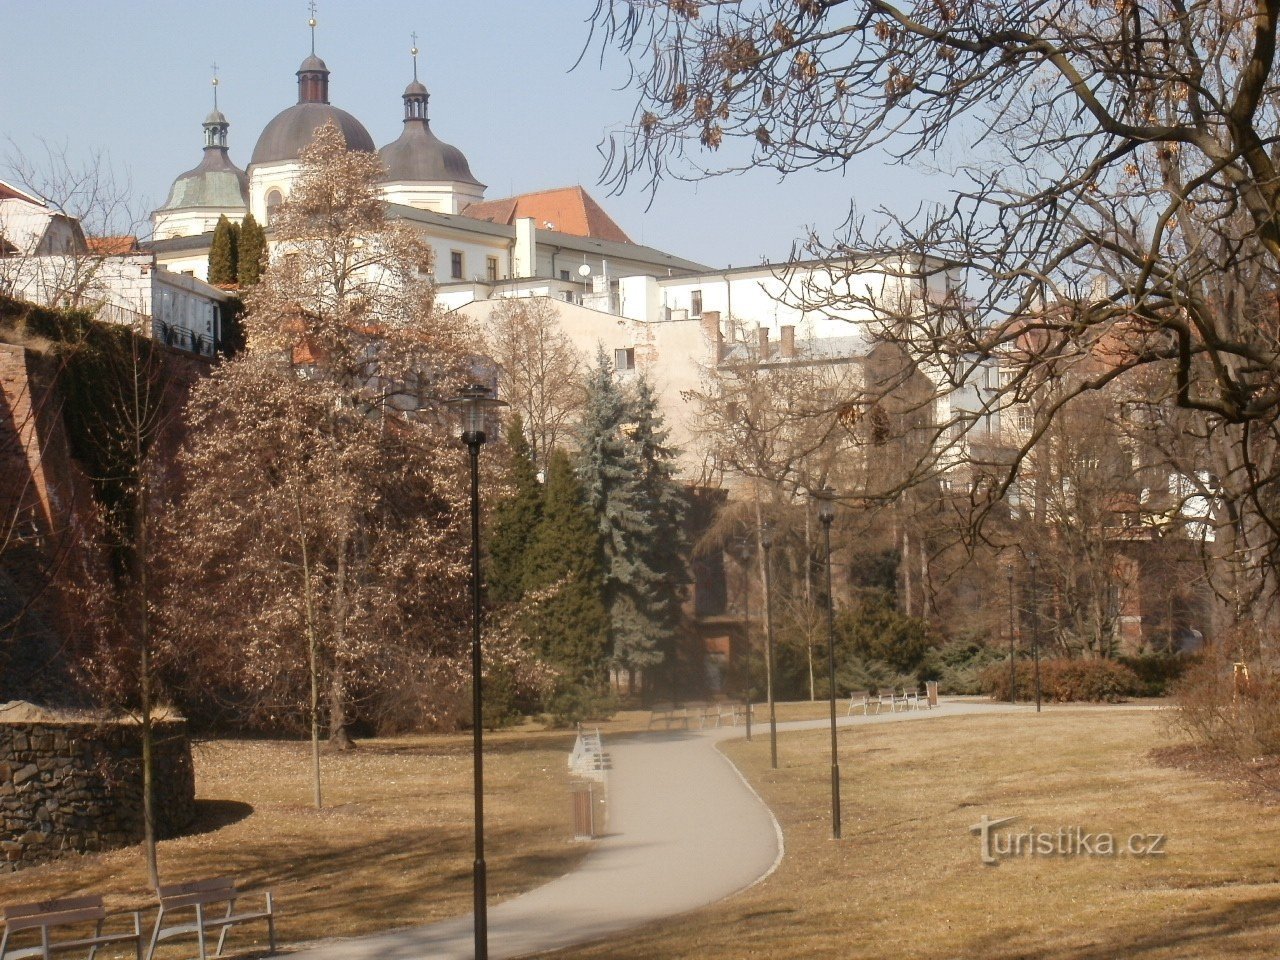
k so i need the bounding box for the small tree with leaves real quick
[488,414,542,605]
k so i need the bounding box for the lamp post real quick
[445,382,507,960]
[730,536,753,742]
[815,486,841,840]
[1007,567,1016,704]
[760,521,778,770]
[1028,553,1042,713]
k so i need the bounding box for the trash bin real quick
[926,680,939,707]
[571,781,595,840]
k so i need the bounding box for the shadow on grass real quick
[183,799,255,837]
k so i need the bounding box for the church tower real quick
[378,40,485,214]
[152,73,249,242]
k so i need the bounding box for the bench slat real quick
[157,877,235,900]
[4,906,105,932]
[4,896,102,921]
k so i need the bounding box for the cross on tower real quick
[410,32,419,81]
[307,1,318,54]
[210,62,219,109]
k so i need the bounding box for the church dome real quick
[159,109,249,211]
[160,150,250,210]
[378,78,482,186]
[250,53,375,165]
[251,103,375,164]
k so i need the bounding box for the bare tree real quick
[591,1,1280,639]
[484,297,583,465]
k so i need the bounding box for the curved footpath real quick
[290,701,1023,960]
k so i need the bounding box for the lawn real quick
[550,708,1280,960]
[0,728,584,957]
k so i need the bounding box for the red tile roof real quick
[462,186,633,244]
[87,236,140,255]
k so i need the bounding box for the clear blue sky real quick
[0,1,950,268]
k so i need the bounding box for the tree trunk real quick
[327,669,355,751]
[293,484,323,809]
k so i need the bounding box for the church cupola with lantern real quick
[246,11,376,226]
[152,72,250,241]
[377,40,485,214]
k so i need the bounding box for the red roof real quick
[462,186,633,244]
[87,236,140,255]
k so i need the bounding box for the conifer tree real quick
[488,414,542,604]
[630,374,688,662]
[237,213,266,287]
[522,447,607,683]
[576,351,666,681]
[207,215,237,285]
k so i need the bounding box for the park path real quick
[288,701,1021,960]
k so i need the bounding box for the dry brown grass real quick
[0,729,584,958]
[552,709,1280,960]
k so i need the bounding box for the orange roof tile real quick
[87,235,140,255]
[462,186,632,244]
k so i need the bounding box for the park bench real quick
[0,895,143,960]
[878,688,904,712]
[147,877,275,960]
[847,691,875,715]
[909,686,933,710]
[693,703,742,728]
[646,704,690,729]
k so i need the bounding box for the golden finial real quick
[410,32,420,82]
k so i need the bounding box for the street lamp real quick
[1028,553,1042,713]
[1007,567,1016,704]
[760,520,779,770]
[730,536,753,742]
[444,382,507,960]
[815,485,841,840]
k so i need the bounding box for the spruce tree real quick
[207,215,237,285]
[488,414,542,604]
[576,351,666,680]
[522,448,608,683]
[630,375,688,662]
[237,213,266,287]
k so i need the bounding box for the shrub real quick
[981,657,1142,702]
[1174,656,1280,759]
[543,684,618,728]
[835,590,936,674]
[1117,653,1192,697]
[835,656,917,697]
[922,639,1005,695]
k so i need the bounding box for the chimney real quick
[780,324,796,359]
[700,310,723,360]
[757,326,770,356]
[514,217,536,279]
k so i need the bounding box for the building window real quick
[690,289,703,317]
[450,251,464,279]
[486,256,499,282]
[265,189,283,224]
[614,347,636,371]
[1016,405,1034,431]
[560,269,571,281]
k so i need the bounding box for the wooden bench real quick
[646,705,690,730]
[847,691,875,715]
[0,894,143,960]
[148,878,275,960]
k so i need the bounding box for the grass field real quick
[0,728,583,958]
[551,708,1280,960]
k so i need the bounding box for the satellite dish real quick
[577,263,591,279]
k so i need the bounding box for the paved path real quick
[290,701,1023,960]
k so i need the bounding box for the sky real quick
[0,0,954,269]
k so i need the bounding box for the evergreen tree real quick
[237,213,266,287]
[629,374,688,661]
[207,215,237,285]
[488,414,542,604]
[576,351,666,679]
[522,448,607,682]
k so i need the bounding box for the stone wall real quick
[0,719,195,870]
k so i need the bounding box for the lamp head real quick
[814,484,837,523]
[445,383,507,446]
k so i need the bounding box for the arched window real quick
[266,189,283,224]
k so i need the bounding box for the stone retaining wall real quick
[0,720,195,870]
